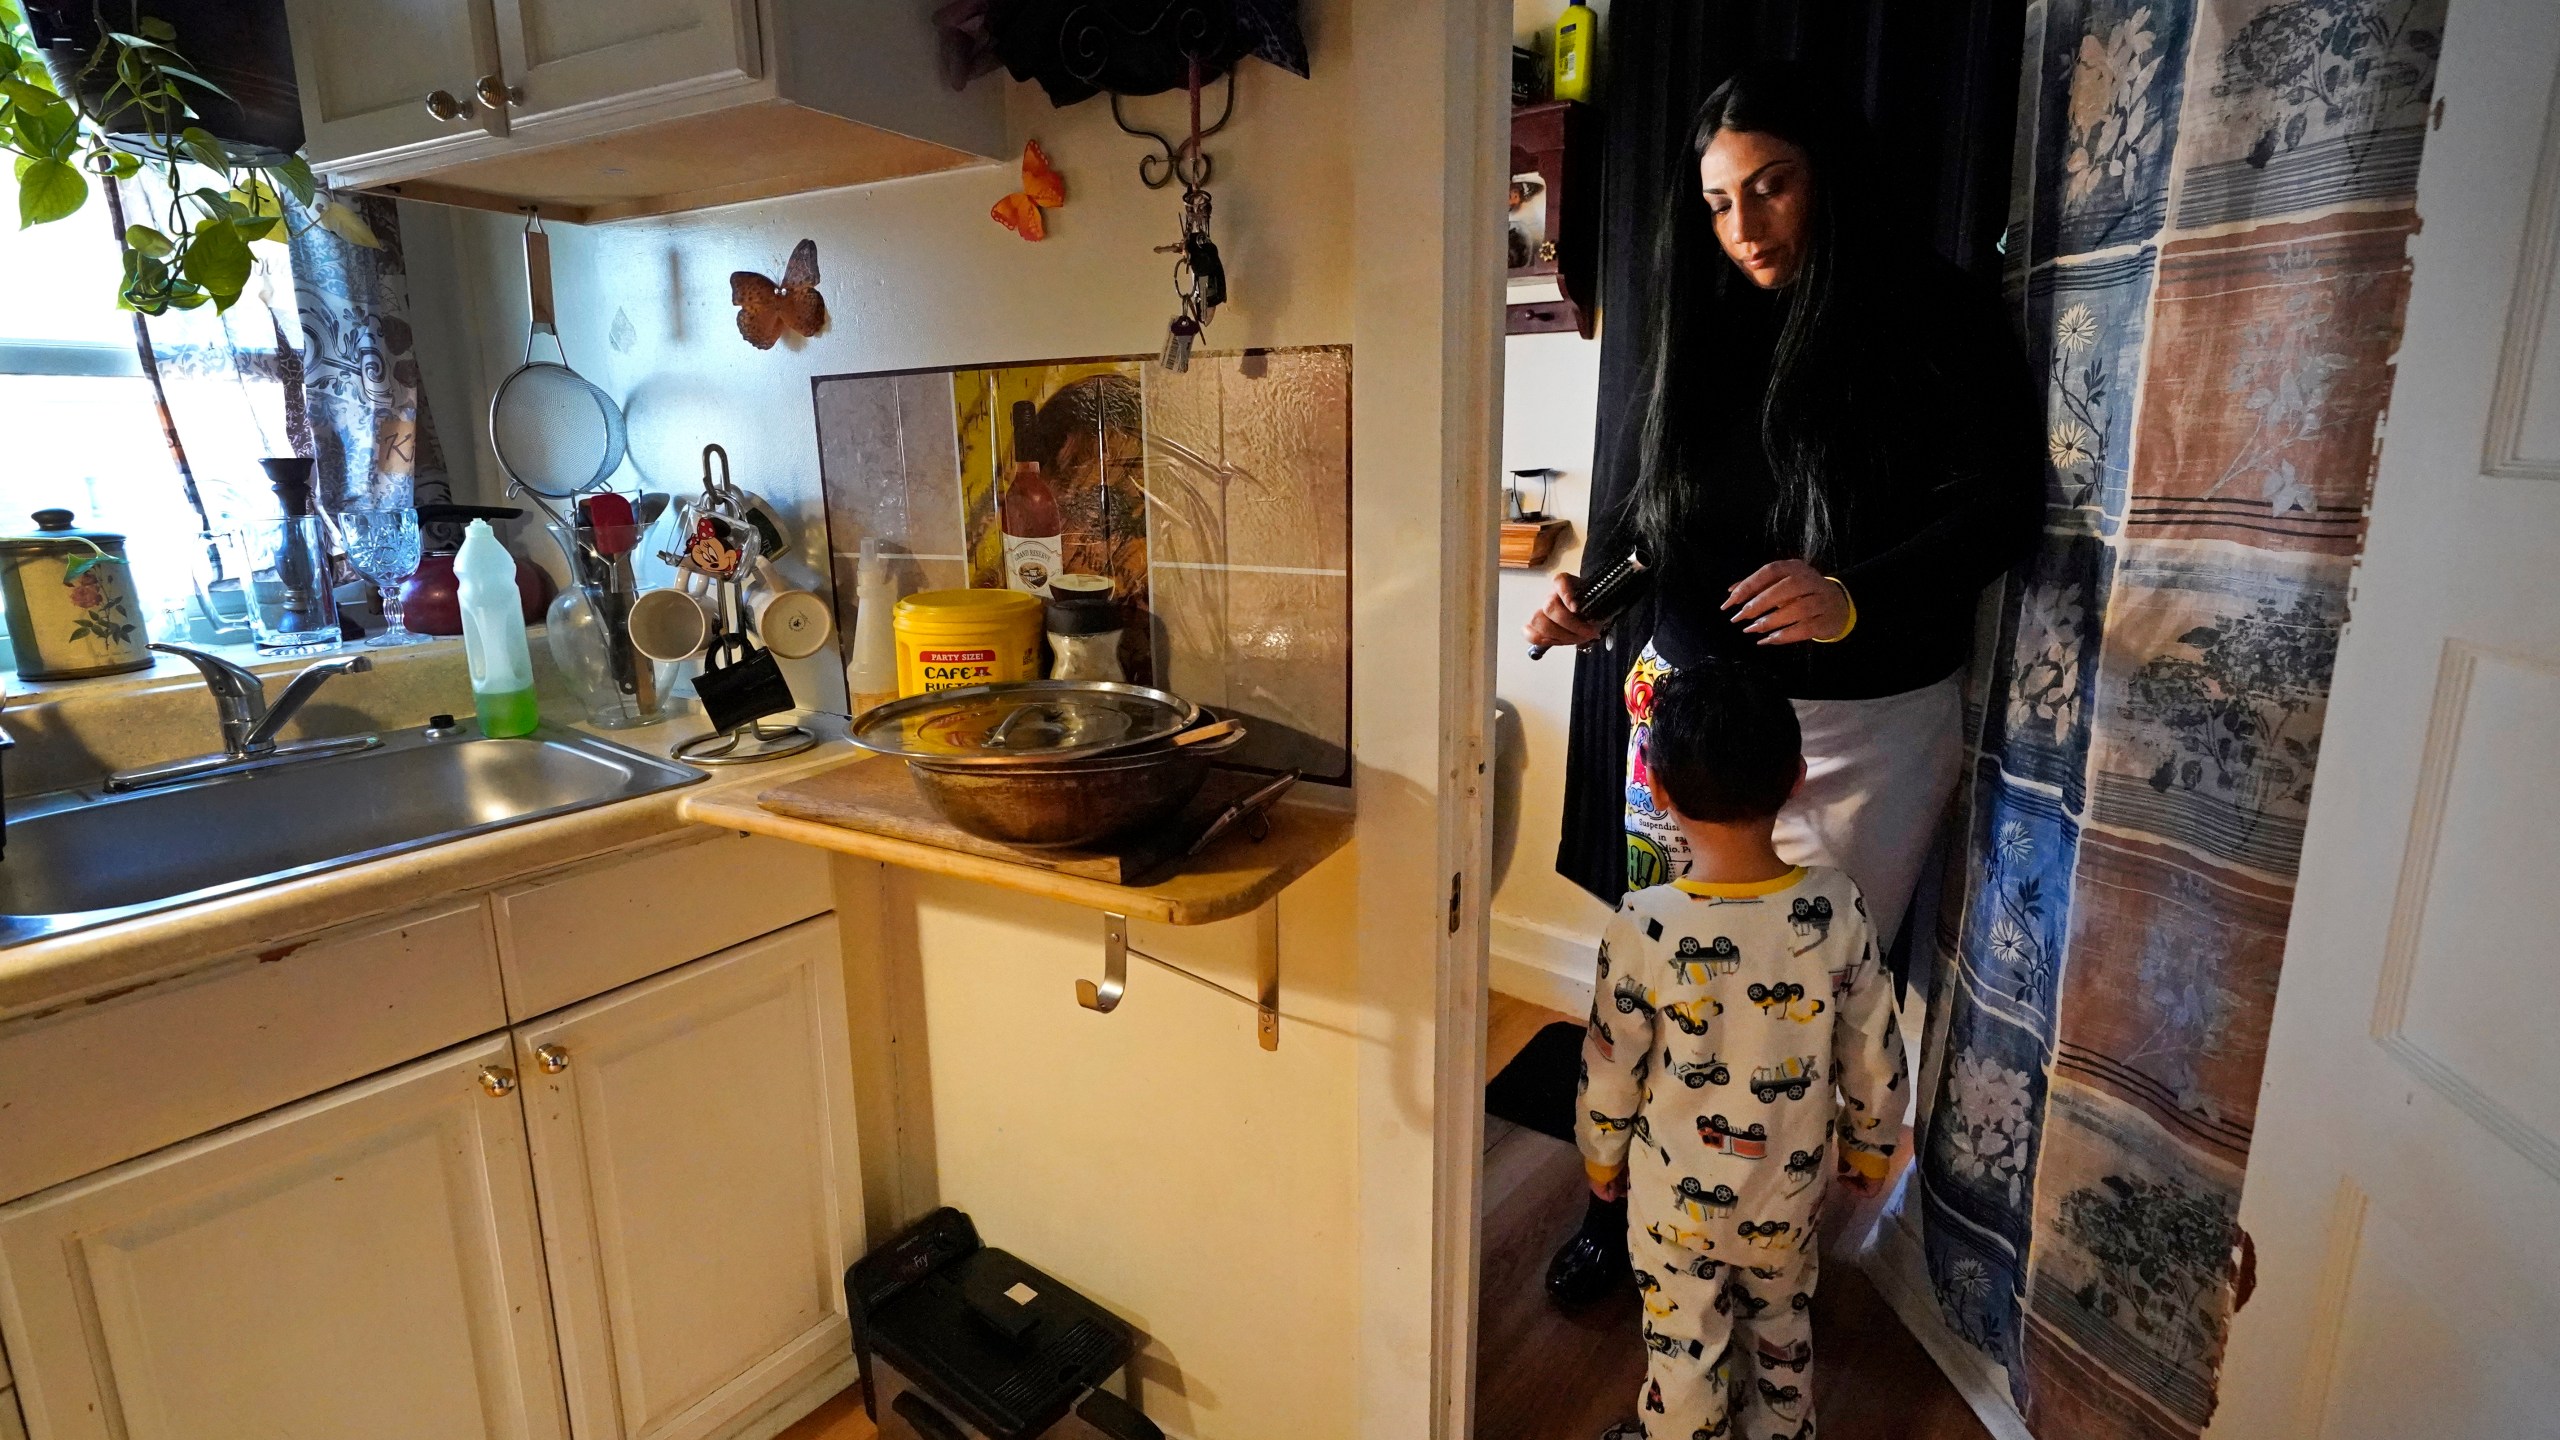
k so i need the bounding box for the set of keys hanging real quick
[1157,186,1225,372]
[1150,58,1227,373]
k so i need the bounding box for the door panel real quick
[516,915,860,1440]
[0,1037,567,1440]
[283,0,506,164]
[2211,1,2560,1433]
[493,0,760,126]
[2289,1181,2560,1440]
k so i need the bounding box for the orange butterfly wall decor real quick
[730,238,826,350]
[990,140,1067,241]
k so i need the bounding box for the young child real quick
[1579,663,1906,1440]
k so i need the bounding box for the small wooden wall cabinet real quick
[0,832,860,1440]
[285,0,1005,222]
[1508,99,1597,337]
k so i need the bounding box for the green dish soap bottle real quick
[455,519,540,737]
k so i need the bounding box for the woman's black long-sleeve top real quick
[1645,258,2044,700]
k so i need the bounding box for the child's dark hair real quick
[1645,663,1803,822]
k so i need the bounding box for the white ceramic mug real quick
[753,587,834,659]
[627,585,718,663]
[741,559,833,660]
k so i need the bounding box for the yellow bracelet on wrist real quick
[1813,577,1857,643]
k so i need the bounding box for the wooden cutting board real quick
[754,755,1276,885]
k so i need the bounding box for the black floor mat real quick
[1485,1020,1584,1144]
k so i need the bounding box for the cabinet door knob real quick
[475,75,524,111]
[534,1044,570,1074]
[423,89,475,122]
[478,1065,518,1097]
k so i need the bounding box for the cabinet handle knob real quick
[475,75,524,111]
[478,1065,518,1097]
[423,88,475,122]
[534,1044,570,1074]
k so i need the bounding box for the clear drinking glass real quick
[338,507,428,647]
[232,518,341,653]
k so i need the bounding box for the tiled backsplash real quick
[812,347,1351,781]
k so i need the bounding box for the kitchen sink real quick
[0,724,703,947]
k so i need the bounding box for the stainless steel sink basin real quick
[0,724,703,946]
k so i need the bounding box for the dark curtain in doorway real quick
[1555,0,2029,902]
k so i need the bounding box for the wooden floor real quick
[1475,997,1990,1440]
[778,998,1982,1440]
[776,1385,876,1440]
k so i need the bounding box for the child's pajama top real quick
[1576,865,1908,1440]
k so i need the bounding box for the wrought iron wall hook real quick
[1109,68,1235,190]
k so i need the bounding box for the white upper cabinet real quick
[0,1037,570,1440]
[493,0,760,125]
[283,0,1005,223]
[285,0,507,165]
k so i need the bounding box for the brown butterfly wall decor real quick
[731,238,826,349]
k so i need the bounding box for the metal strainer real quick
[488,215,627,502]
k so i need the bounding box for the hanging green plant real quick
[0,0,374,315]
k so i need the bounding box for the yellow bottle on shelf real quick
[1551,4,1596,103]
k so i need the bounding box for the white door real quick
[0,1036,569,1440]
[2211,3,2560,1435]
[490,0,761,129]
[282,0,509,165]
[514,916,862,1440]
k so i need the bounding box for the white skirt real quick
[1622,643,1964,950]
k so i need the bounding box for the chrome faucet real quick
[104,644,382,792]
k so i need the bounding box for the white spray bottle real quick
[843,536,900,717]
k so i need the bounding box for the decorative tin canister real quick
[0,509,151,679]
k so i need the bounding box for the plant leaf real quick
[0,75,51,108]
[137,16,176,41]
[227,174,279,220]
[123,222,172,256]
[178,125,227,172]
[181,213,253,305]
[105,149,139,179]
[231,213,277,243]
[15,155,85,225]
[266,153,315,205]
[152,64,233,102]
[316,198,381,249]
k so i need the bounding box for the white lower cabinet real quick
[0,1036,570,1440]
[0,907,858,1440]
[518,916,860,1440]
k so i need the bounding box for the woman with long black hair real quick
[1528,66,2042,1308]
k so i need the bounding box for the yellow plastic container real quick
[1551,4,1596,102]
[893,588,1044,696]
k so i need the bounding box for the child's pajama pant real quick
[1631,1235,1820,1440]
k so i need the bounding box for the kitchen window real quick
[0,164,302,645]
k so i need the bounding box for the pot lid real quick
[1,509,126,555]
[849,680,1200,766]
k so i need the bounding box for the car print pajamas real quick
[1577,866,1907,1440]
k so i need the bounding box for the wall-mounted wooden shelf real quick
[678,753,1352,929]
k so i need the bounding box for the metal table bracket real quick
[1079,905,1281,1051]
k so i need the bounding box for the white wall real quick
[406,2,1503,1435]
[1488,331,1613,1014]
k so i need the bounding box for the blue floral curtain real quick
[132,190,450,521]
[284,193,453,514]
[1887,1,2447,1434]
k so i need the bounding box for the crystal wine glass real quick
[337,507,427,647]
